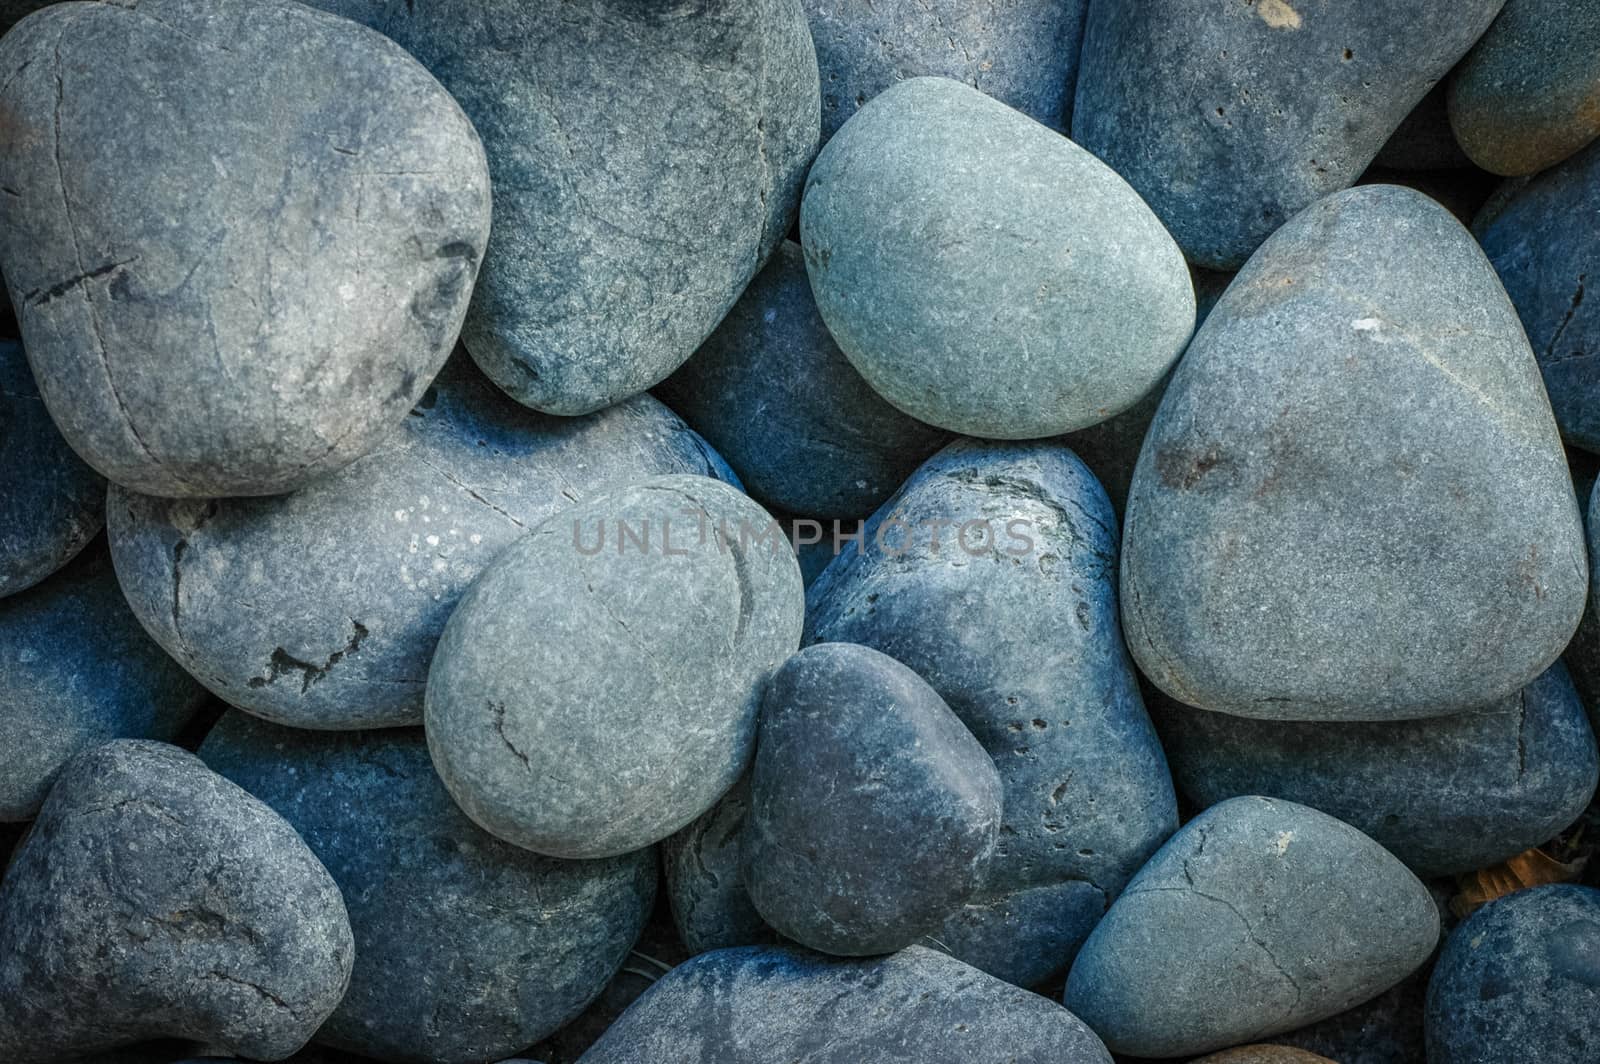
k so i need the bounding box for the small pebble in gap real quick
[661,776,778,955]
[1192,1047,1338,1064]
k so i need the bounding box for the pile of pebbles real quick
[1,1,1599,1062]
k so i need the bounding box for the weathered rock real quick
[801,76,1193,440]
[0,741,353,1062]
[426,474,803,859]
[334,0,819,417]
[1193,1048,1337,1064]
[0,0,490,497]
[656,241,946,518]
[661,777,777,955]
[108,354,735,731]
[0,336,104,597]
[1424,884,1600,1063]
[578,945,1114,1063]
[1154,664,1599,877]
[806,438,1178,986]
[804,0,1088,142]
[1064,796,1439,1058]
[0,541,205,821]
[1449,0,1600,176]
[743,642,1002,956]
[1072,0,1506,269]
[1123,185,1586,721]
[201,711,656,1064]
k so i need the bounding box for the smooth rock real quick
[1072,0,1505,269]
[656,241,946,518]
[1123,184,1586,721]
[661,776,777,955]
[577,945,1113,1063]
[200,711,656,1064]
[426,474,803,859]
[801,76,1193,440]
[0,336,104,597]
[1424,884,1600,1063]
[1154,663,1599,877]
[1064,796,1439,1058]
[338,0,819,416]
[805,0,1088,142]
[1193,1048,1337,1064]
[0,741,353,1062]
[806,438,1178,986]
[0,0,490,497]
[0,541,205,821]
[108,354,735,731]
[743,642,1002,955]
[1449,0,1600,176]
[1569,478,1600,717]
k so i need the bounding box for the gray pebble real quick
[801,76,1194,440]
[426,474,803,859]
[1072,0,1505,269]
[200,711,656,1064]
[107,354,736,731]
[0,741,353,1063]
[661,776,778,955]
[1064,796,1439,1058]
[0,0,490,497]
[1123,184,1586,721]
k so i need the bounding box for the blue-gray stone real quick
[656,241,946,518]
[743,642,1002,956]
[806,438,1178,986]
[0,0,490,497]
[1424,884,1600,1063]
[200,711,656,1064]
[1124,185,1586,721]
[577,945,1113,1063]
[426,475,803,859]
[1064,796,1439,1058]
[0,336,103,598]
[801,76,1194,440]
[107,354,736,732]
[661,776,778,955]
[1072,0,1506,269]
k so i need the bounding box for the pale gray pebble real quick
[656,241,947,519]
[661,776,778,955]
[743,642,1002,956]
[1072,0,1505,269]
[426,474,804,859]
[0,336,104,598]
[200,711,655,1064]
[0,741,354,1063]
[578,945,1113,1063]
[1064,796,1439,1058]
[801,76,1193,440]
[0,0,490,497]
[806,438,1178,987]
[0,540,206,821]
[1123,184,1587,721]
[107,354,736,731]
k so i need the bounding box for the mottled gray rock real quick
[0,0,490,497]
[656,241,946,518]
[806,438,1178,986]
[200,711,656,1064]
[0,336,103,597]
[1124,185,1586,721]
[805,0,1088,142]
[0,541,205,821]
[0,741,353,1062]
[335,0,819,417]
[661,777,777,955]
[743,642,1002,955]
[1374,83,1475,171]
[1064,796,1439,1058]
[578,945,1113,1063]
[801,76,1193,440]
[107,355,735,731]
[1474,141,1600,454]
[1424,884,1600,1063]
[427,474,803,859]
[1449,0,1600,176]
[1072,0,1505,269]
[1155,664,1599,877]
